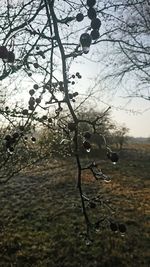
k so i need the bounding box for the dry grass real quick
[0,144,149,267]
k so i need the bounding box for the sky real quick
[0,65,149,140]
[1,0,149,138]
[70,60,150,138]
[110,98,150,138]
[2,56,149,139]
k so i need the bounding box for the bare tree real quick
[94,0,150,100]
[0,0,127,241]
[111,125,129,150]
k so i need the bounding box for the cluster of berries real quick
[0,46,15,63]
[4,132,19,154]
[4,126,37,154]
[110,221,127,235]
[76,0,101,53]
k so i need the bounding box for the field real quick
[0,144,149,267]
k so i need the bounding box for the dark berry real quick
[110,152,119,163]
[68,122,76,131]
[73,92,79,97]
[22,109,28,115]
[80,33,92,48]
[76,13,84,22]
[42,115,47,120]
[69,93,73,99]
[29,89,35,96]
[89,202,96,209]
[4,135,11,141]
[8,146,14,153]
[87,8,96,20]
[87,0,96,8]
[31,136,36,142]
[33,62,39,68]
[0,46,8,59]
[118,223,126,234]
[91,18,101,30]
[29,97,35,106]
[110,222,118,232]
[35,98,41,104]
[29,105,34,111]
[83,140,91,150]
[48,118,52,123]
[7,51,15,63]
[5,141,11,148]
[19,126,24,131]
[12,132,19,139]
[91,29,100,40]
[33,84,39,90]
[84,132,91,139]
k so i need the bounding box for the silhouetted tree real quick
[96,0,150,100]
[0,0,127,241]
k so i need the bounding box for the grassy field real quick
[0,144,149,267]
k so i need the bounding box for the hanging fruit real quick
[118,223,126,234]
[35,98,41,104]
[29,105,34,111]
[12,132,19,139]
[80,33,92,54]
[31,136,36,142]
[73,92,79,97]
[19,126,24,132]
[107,151,119,163]
[84,132,91,139]
[42,115,47,120]
[29,97,35,106]
[48,118,52,123]
[4,135,11,141]
[68,93,73,99]
[110,222,118,232]
[33,84,39,90]
[7,51,15,63]
[87,8,96,20]
[33,62,39,68]
[89,202,96,208]
[68,122,76,132]
[91,18,101,30]
[0,46,8,59]
[110,152,119,163]
[22,109,28,115]
[87,0,96,8]
[91,29,100,40]
[76,13,84,22]
[83,140,91,150]
[7,146,14,154]
[29,89,35,96]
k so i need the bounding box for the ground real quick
[0,144,149,267]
